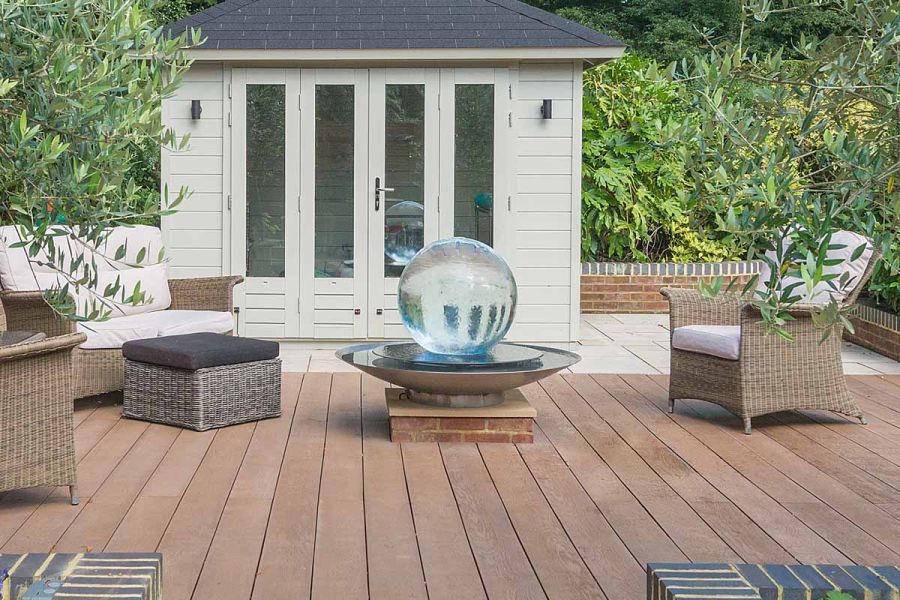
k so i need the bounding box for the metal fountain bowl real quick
[336,342,581,408]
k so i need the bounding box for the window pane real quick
[384,84,425,278]
[315,85,355,278]
[246,84,285,278]
[454,84,494,246]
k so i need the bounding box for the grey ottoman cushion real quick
[122,332,279,370]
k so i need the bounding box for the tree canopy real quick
[0,0,194,319]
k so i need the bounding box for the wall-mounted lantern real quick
[540,98,552,119]
[191,100,203,120]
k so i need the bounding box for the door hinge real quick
[436,195,440,213]
[508,195,512,211]
[298,298,302,313]
[508,84,513,99]
[227,112,232,127]
[227,83,232,99]
[508,112,512,127]
[299,94,302,111]
[437,93,440,111]
[227,194,232,210]
[297,195,302,212]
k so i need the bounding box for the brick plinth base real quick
[391,416,533,443]
[581,261,759,314]
[386,388,535,443]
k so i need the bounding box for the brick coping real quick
[647,563,900,599]
[852,302,899,332]
[583,260,761,276]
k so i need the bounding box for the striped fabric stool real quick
[0,553,161,599]
[647,563,900,600]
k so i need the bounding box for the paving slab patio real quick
[278,313,900,375]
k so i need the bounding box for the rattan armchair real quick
[661,249,880,434]
[1,299,86,504]
[0,276,242,398]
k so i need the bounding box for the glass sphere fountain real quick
[337,237,580,408]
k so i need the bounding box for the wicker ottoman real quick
[122,332,281,431]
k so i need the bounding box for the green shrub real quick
[580,54,740,263]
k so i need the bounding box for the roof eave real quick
[182,45,625,63]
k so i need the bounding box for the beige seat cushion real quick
[78,310,234,350]
[672,325,741,361]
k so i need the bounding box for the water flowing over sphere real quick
[398,237,517,355]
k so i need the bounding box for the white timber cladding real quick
[161,63,225,281]
[161,61,583,342]
[508,61,580,343]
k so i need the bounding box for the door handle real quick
[374,177,394,211]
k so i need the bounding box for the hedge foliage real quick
[581,55,741,263]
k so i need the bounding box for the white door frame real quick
[438,68,513,262]
[367,68,440,339]
[230,67,511,339]
[230,68,301,337]
[299,68,369,339]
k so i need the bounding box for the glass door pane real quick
[383,84,426,277]
[246,84,286,277]
[314,85,355,278]
[453,84,494,247]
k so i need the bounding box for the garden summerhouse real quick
[161,0,623,341]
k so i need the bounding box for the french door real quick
[232,68,507,339]
[367,69,440,338]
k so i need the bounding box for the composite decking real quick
[2,373,899,599]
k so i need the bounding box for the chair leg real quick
[668,398,676,414]
[858,415,868,425]
[69,485,80,506]
[743,417,752,435]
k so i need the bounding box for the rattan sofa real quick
[661,244,880,434]
[0,298,86,504]
[0,276,242,398]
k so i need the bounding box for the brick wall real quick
[581,261,759,314]
[845,303,899,361]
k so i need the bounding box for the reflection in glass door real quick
[314,84,356,279]
[368,70,439,338]
[383,84,426,277]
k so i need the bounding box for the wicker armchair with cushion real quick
[661,231,880,434]
[0,225,242,398]
[1,298,86,504]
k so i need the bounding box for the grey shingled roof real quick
[166,0,622,50]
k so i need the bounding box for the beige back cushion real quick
[756,230,873,304]
[0,225,51,291]
[0,225,171,316]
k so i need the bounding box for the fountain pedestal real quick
[386,388,536,443]
[337,342,579,443]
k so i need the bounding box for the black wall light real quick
[541,98,552,119]
[190,100,202,120]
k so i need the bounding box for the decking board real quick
[2,373,898,599]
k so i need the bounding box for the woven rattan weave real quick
[0,298,85,503]
[0,276,242,398]
[662,249,881,434]
[123,357,282,431]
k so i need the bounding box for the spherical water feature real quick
[398,237,516,355]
